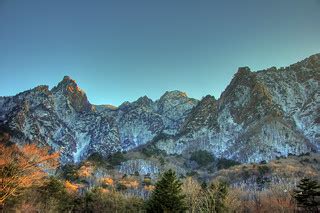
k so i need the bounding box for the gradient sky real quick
[0,0,320,106]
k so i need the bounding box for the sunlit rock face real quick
[0,54,319,163]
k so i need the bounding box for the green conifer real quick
[146,169,187,213]
[293,178,320,212]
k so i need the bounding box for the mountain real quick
[156,54,319,162]
[0,54,319,164]
[0,77,121,163]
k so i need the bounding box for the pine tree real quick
[146,169,186,213]
[293,178,320,212]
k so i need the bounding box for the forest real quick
[1,141,319,212]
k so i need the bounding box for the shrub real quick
[257,165,270,175]
[107,151,126,166]
[87,152,106,166]
[141,146,167,158]
[143,177,152,186]
[37,177,74,212]
[61,164,80,182]
[217,158,240,170]
[190,150,214,167]
[259,160,267,164]
[73,188,144,212]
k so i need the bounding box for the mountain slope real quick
[0,77,121,163]
[0,53,319,164]
[155,54,319,162]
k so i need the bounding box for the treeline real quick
[1,143,320,212]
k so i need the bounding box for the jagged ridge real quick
[0,53,319,164]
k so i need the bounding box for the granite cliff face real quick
[0,54,319,163]
[0,77,121,163]
[156,55,319,162]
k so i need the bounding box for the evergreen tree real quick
[293,178,320,212]
[146,169,186,213]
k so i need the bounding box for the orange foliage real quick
[144,185,155,191]
[102,177,114,186]
[64,180,79,193]
[99,188,110,194]
[0,143,59,204]
[119,179,139,189]
[78,164,93,178]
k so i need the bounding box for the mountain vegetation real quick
[0,137,319,212]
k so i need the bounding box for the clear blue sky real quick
[0,0,319,106]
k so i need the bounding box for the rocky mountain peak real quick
[296,53,320,69]
[181,95,218,133]
[117,96,154,112]
[33,85,50,93]
[118,101,131,110]
[201,95,216,103]
[53,76,80,93]
[157,90,194,113]
[51,76,92,113]
[61,75,72,82]
[159,90,188,101]
[135,96,154,107]
[236,66,255,81]
[237,66,251,74]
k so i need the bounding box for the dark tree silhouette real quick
[146,169,186,213]
[293,178,320,212]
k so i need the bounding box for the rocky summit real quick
[0,54,319,164]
